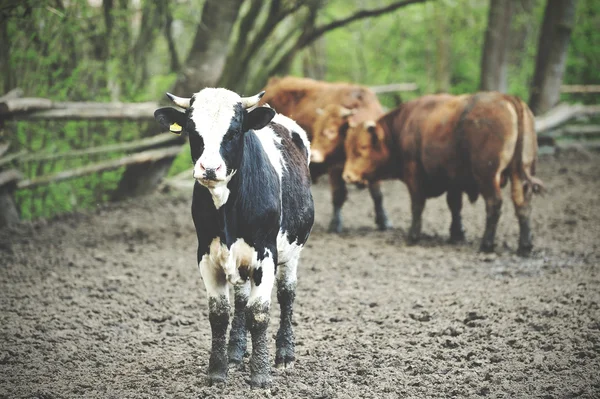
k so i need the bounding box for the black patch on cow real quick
[238,265,250,282]
[253,267,263,286]
[291,132,308,159]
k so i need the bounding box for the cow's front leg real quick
[368,181,392,231]
[199,259,230,386]
[275,257,298,369]
[228,282,250,368]
[328,166,347,233]
[246,255,275,388]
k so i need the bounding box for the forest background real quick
[1,0,597,220]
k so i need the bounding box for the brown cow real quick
[342,92,543,255]
[260,76,391,233]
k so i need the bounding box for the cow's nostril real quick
[199,162,206,171]
[215,164,222,171]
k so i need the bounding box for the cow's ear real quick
[243,107,276,131]
[154,107,187,135]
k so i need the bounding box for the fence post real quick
[0,170,22,228]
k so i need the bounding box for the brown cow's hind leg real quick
[407,188,425,244]
[479,175,503,253]
[447,189,466,243]
[511,171,534,256]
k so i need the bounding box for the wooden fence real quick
[0,85,598,227]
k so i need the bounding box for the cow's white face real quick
[189,89,242,186]
[153,88,275,208]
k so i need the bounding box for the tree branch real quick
[302,0,433,47]
[265,0,432,81]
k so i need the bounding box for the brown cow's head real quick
[310,104,355,163]
[343,120,390,185]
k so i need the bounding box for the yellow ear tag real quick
[169,123,182,134]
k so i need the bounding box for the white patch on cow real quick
[276,231,302,289]
[272,113,311,165]
[248,250,276,307]
[199,238,230,299]
[189,88,239,181]
[254,126,285,181]
[223,238,259,285]
[276,230,304,266]
[198,169,237,209]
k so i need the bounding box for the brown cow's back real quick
[381,92,529,199]
[260,76,383,138]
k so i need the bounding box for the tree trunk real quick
[529,0,577,115]
[170,0,244,96]
[480,0,514,92]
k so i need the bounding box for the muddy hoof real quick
[448,231,466,244]
[275,351,295,370]
[479,241,495,253]
[249,373,272,388]
[206,373,227,387]
[407,230,421,244]
[228,358,245,371]
[517,244,533,257]
[328,219,342,234]
[376,216,392,231]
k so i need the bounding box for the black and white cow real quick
[154,88,314,387]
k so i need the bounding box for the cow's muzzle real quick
[310,149,325,163]
[342,170,365,185]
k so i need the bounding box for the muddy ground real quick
[1,151,599,399]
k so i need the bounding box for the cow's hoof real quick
[449,232,466,244]
[517,244,533,257]
[376,217,392,231]
[228,358,245,371]
[275,360,294,370]
[275,351,295,370]
[328,219,342,234]
[407,231,421,244]
[249,373,272,388]
[479,241,495,253]
[206,373,227,387]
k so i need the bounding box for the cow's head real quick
[342,120,390,185]
[310,104,355,163]
[154,88,275,202]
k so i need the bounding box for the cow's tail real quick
[506,95,545,195]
